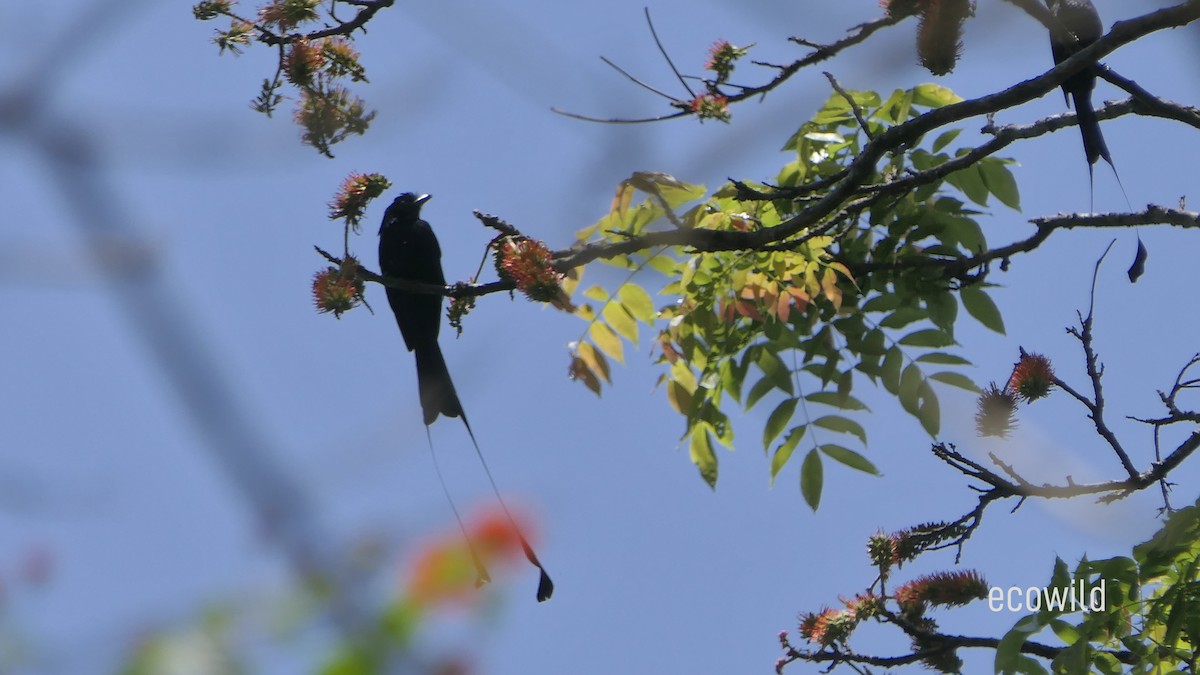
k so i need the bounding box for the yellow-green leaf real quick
[589,321,624,363]
[583,285,609,302]
[618,285,656,323]
[912,83,963,108]
[770,426,806,486]
[690,425,718,489]
[603,302,638,343]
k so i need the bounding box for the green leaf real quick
[929,371,981,393]
[763,398,799,450]
[902,326,955,345]
[806,391,870,411]
[800,449,823,510]
[836,368,853,403]
[690,425,718,489]
[995,615,1043,675]
[813,415,867,445]
[916,352,971,366]
[882,347,903,395]
[721,359,746,405]
[1049,619,1080,645]
[918,383,940,436]
[770,426,806,486]
[980,159,1021,210]
[961,285,1006,334]
[880,306,926,329]
[899,363,923,415]
[948,163,989,206]
[932,128,962,153]
[900,328,955,348]
[603,302,639,343]
[589,322,624,363]
[859,328,887,356]
[819,444,879,475]
[1050,557,1071,590]
[745,376,775,411]
[943,214,986,252]
[925,290,958,333]
[756,349,795,395]
[1013,656,1051,675]
[912,83,963,108]
[861,293,902,313]
[1090,653,1123,675]
[618,285,656,323]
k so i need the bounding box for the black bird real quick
[378,192,463,425]
[378,192,554,602]
[1045,0,1115,177]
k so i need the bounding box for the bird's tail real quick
[414,343,464,425]
[456,414,555,603]
[1073,92,1113,169]
[415,345,555,601]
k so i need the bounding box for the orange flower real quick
[496,237,573,310]
[798,607,855,646]
[689,93,731,122]
[894,570,987,611]
[1007,352,1055,402]
[311,263,362,317]
[327,171,390,229]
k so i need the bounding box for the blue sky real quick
[2,1,1199,673]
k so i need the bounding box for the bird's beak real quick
[417,194,432,204]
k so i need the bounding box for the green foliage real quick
[568,85,1018,501]
[994,502,1200,673]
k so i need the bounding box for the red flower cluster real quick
[798,607,855,646]
[1007,352,1055,402]
[704,40,749,83]
[311,259,363,317]
[689,93,731,122]
[496,237,572,309]
[894,570,988,611]
[975,352,1055,437]
[327,171,391,229]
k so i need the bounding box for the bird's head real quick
[379,192,431,233]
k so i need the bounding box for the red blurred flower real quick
[1007,352,1055,402]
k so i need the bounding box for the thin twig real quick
[644,7,694,99]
